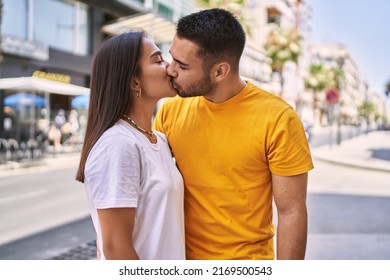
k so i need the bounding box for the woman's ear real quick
[213,62,231,82]
[130,77,141,92]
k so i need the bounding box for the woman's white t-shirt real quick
[84,120,185,260]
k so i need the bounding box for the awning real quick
[101,12,176,44]
[71,94,89,109]
[4,92,46,108]
[0,77,89,96]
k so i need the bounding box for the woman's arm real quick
[97,207,139,260]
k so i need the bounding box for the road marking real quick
[0,189,49,205]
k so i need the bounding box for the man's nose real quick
[166,61,177,78]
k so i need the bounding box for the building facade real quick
[239,0,312,111]
[307,43,376,127]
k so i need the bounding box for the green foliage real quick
[196,0,253,35]
[264,26,301,73]
[304,63,342,92]
[358,101,375,119]
[386,78,390,95]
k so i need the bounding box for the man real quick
[154,8,314,260]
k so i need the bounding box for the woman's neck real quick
[126,102,155,131]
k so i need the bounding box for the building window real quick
[2,0,90,55]
[157,3,173,20]
[3,0,28,39]
[267,7,281,25]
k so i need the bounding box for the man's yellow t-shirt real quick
[154,82,314,259]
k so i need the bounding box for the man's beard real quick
[173,73,217,98]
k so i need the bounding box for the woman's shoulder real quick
[92,121,138,152]
[86,122,141,169]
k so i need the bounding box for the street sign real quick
[325,87,340,105]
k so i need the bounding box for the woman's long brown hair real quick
[76,31,144,183]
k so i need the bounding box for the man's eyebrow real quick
[169,51,189,67]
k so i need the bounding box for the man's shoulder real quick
[245,82,291,109]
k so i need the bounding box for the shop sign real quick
[32,71,71,84]
[1,35,49,61]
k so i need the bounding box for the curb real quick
[0,152,81,175]
[311,152,390,173]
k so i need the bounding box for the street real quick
[306,159,390,259]
[0,162,89,246]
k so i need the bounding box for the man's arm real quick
[272,173,308,260]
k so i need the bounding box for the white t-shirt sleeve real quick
[85,131,141,209]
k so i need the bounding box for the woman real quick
[75,31,185,260]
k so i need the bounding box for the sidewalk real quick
[310,130,390,173]
[2,130,389,174]
[0,145,81,176]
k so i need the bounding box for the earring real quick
[136,88,142,98]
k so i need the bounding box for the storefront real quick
[0,75,89,142]
[0,0,179,144]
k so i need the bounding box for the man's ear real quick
[212,62,231,82]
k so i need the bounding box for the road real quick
[0,162,89,246]
[306,158,390,259]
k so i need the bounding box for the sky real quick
[307,0,390,96]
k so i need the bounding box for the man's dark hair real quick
[177,8,246,72]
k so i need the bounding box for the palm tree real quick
[304,63,341,125]
[358,101,375,133]
[196,0,252,35]
[263,26,301,97]
[386,78,390,97]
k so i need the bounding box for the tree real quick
[263,26,301,97]
[304,63,342,125]
[196,0,252,35]
[386,78,390,97]
[358,101,375,133]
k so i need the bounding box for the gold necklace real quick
[122,115,157,144]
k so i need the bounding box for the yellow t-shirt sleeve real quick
[267,107,314,176]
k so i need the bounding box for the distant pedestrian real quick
[47,123,61,149]
[54,109,66,129]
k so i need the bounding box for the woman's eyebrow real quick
[150,50,162,59]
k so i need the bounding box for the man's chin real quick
[173,85,197,98]
[177,92,192,98]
